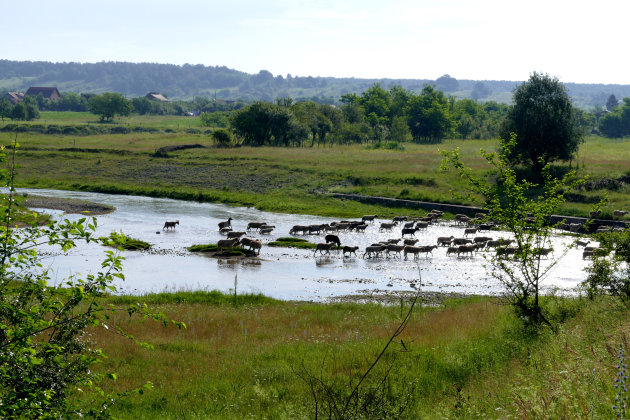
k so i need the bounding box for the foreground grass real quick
[2,122,630,218]
[76,292,629,418]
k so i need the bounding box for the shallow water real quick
[19,188,590,301]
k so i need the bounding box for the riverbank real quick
[23,194,115,215]
[4,133,629,219]
[75,290,628,418]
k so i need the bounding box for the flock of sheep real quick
[161,208,628,260]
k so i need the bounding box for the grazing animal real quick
[473,236,493,244]
[227,231,246,239]
[379,222,396,232]
[259,227,274,234]
[437,236,454,246]
[314,243,333,255]
[354,224,368,232]
[363,245,384,259]
[403,221,416,229]
[534,247,553,258]
[239,237,254,248]
[361,215,378,223]
[217,238,239,252]
[613,210,628,220]
[392,216,408,224]
[218,217,233,230]
[289,225,309,235]
[386,244,405,258]
[414,222,429,230]
[342,246,359,257]
[325,234,341,247]
[219,227,232,235]
[463,228,477,237]
[589,210,602,219]
[247,221,267,231]
[453,238,472,246]
[446,246,459,256]
[163,220,179,230]
[401,228,418,237]
[575,239,590,248]
[457,244,476,257]
[248,240,262,255]
[403,239,419,246]
[403,245,422,260]
[582,250,594,259]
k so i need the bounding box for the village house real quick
[4,92,24,104]
[145,92,169,102]
[25,87,61,101]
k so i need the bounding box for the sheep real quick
[227,231,246,239]
[463,228,478,237]
[533,247,553,258]
[446,246,459,257]
[290,225,309,235]
[247,221,267,231]
[417,245,438,258]
[386,238,401,244]
[401,228,418,237]
[218,217,233,230]
[452,238,473,246]
[259,227,275,235]
[613,210,628,220]
[414,222,429,230]
[239,237,254,248]
[496,246,518,258]
[314,243,333,255]
[219,227,232,235]
[308,224,327,234]
[575,239,590,248]
[437,236,454,246]
[217,238,239,252]
[403,245,422,260]
[325,234,341,247]
[353,224,368,232]
[363,245,384,259]
[361,215,378,223]
[379,222,396,232]
[403,239,419,246]
[386,244,405,258]
[392,216,408,224]
[342,246,359,257]
[454,214,471,226]
[457,244,476,257]
[248,240,262,255]
[403,221,416,229]
[163,220,179,230]
[473,236,493,244]
[582,250,594,259]
[589,210,602,219]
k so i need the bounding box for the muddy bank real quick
[23,194,116,215]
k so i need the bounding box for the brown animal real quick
[325,234,341,247]
[403,239,419,246]
[247,221,267,231]
[248,240,262,255]
[379,222,396,232]
[437,236,454,246]
[314,243,333,255]
[218,217,233,230]
[361,215,378,223]
[402,228,418,237]
[386,244,406,258]
[613,210,628,220]
[446,246,459,256]
[342,246,359,257]
[363,245,384,259]
[163,220,179,230]
[227,231,246,239]
[463,228,478,237]
[217,238,239,252]
[457,244,476,257]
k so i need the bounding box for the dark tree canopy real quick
[88,92,133,122]
[500,72,583,171]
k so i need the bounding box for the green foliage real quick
[199,111,229,127]
[0,140,182,417]
[268,237,317,249]
[599,97,630,138]
[88,92,133,122]
[211,128,233,147]
[230,101,308,147]
[441,135,586,329]
[406,85,455,143]
[583,229,630,305]
[500,72,584,172]
[100,231,151,250]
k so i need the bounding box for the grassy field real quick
[2,112,629,218]
[73,291,629,419]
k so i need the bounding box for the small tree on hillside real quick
[441,135,585,329]
[500,72,583,173]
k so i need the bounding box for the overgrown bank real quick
[77,291,629,419]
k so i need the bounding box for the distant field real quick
[2,114,629,218]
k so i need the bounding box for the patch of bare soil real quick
[23,195,115,215]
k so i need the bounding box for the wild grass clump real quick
[188,244,254,256]
[107,290,277,306]
[268,237,317,249]
[100,231,151,250]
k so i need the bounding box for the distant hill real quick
[1,59,629,108]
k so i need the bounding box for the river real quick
[19,188,590,301]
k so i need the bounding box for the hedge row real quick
[0,124,213,136]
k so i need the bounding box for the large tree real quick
[405,85,455,143]
[88,92,133,122]
[500,72,583,172]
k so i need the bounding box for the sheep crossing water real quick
[163,220,179,230]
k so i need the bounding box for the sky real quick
[2,0,630,84]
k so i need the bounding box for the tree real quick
[441,135,585,329]
[598,97,630,138]
[230,101,306,146]
[406,85,455,143]
[0,140,184,417]
[88,92,133,122]
[211,128,233,147]
[606,94,618,111]
[0,99,12,121]
[500,72,583,173]
[435,74,459,92]
[471,82,491,100]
